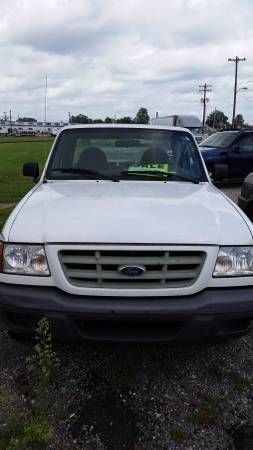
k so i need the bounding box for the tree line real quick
[8,108,252,131]
[69,107,150,125]
[206,110,252,130]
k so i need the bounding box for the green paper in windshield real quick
[127,163,169,175]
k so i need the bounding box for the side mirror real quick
[212,163,228,181]
[23,162,39,181]
[233,146,240,154]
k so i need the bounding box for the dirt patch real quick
[0,203,15,210]
[70,389,138,449]
[231,421,253,450]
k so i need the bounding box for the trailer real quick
[0,126,8,136]
[150,115,203,143]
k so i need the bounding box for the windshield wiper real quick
[50,168,119,182]
[170,173,200,184]
[121,170,200,184]
[200,145,223,148]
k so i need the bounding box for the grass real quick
[0,208,14,231]
[0,136,53,143]
[0,136,53,203]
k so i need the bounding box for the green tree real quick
[70,114,92,124]
[104,116,113,123]
[206,110,229,129]
[93,119,104,123]
[135,107,150,124]
[116,116,133,124]
[234,114,244,129]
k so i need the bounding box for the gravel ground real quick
[219,182,241,204]
[1,182,253,450]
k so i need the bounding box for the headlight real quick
[213,247,253,277]
[2,244,50,276]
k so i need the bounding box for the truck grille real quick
[59,249,205,289]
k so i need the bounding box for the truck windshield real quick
[199,132,237,148]
[46,127,207,182]
[191,128,202,136]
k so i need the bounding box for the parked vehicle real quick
[1,124,253,343]
[0,126,9,136]
[150,115,203,143]
[238,172,253,220]
[199,129,253,179]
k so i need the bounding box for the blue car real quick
[199,129,253,179]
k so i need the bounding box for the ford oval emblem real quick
[118,265,146,277]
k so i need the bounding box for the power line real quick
[199,83,212,134]
[228,56,246,127]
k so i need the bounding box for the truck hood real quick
[6,180,252,245]
[199,146,223,154]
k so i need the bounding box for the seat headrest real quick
[76,146,109,171]
[140,147,170,164]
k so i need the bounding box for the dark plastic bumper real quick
[1,283,253,342]
[238,195,248,211]
[238,195,253,221]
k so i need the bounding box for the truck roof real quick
[61,123,191,133]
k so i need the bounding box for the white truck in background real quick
[151,115,203,143]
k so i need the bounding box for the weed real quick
[26,318,60,390]
[208,359,250,394]
[0,386,52,450]
[188,392,223,426]
[170,424,189,443]
[0,318,61,449]
[226,370,250,393]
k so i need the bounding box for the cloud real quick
[0,0,252,122]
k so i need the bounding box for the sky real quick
[0,0,253,123]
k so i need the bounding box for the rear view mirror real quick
[23,162,39,181]
[212,164,228,182]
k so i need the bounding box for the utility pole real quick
[44,75,48,123]
[228,56,246,128]
[9,109,12,135]
[199,83,212,134]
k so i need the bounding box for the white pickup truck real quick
[1,124,253,343]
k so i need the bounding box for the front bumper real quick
[1,283,253,342]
